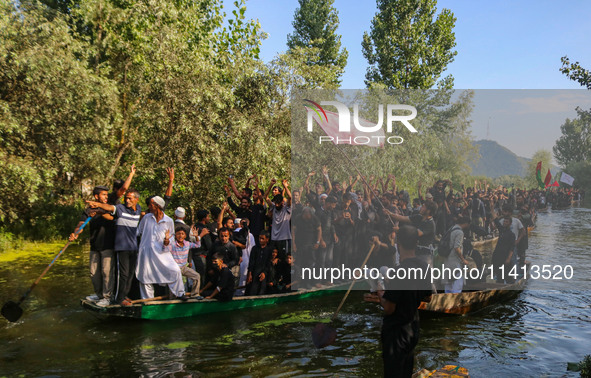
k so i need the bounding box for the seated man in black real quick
[247,231,272,295]
[199,253,234,301]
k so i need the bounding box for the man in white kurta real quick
[136,196,185,299]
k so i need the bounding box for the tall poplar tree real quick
[362,0,457,89]
[287,0,348,87]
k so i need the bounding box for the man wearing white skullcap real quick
[135,196,185,299]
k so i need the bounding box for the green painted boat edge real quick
[81,283,354,320]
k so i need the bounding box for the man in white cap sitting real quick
[136,196,185,299]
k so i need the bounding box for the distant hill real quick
[470,140,529,177]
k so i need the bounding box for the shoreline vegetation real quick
[2,0,589,249]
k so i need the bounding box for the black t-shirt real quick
[249,204,267,237]
[382,257,431,328]
[293,214,321,247]
[317,207,336,244]
[209,241,239,268]
[409,214,436,246]
[215,267,235,301]
[81,213,115,251]
[492,228,515,266]
[249,244,272,276]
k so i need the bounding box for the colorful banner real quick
[560,172,575,186]
[535,161,545,189]
[544,169,552,188]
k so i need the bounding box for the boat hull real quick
[81,285,346,320]
[419,278,527,315]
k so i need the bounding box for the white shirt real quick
[136,213,180,284]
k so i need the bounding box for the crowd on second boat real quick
[72,164,581,306]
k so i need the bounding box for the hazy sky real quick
[239,0,591,160]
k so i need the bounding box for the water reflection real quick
[1,208,591,376]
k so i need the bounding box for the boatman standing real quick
[136,196,185,300]
[364,225,432,377]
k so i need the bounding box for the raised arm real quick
[418,181,424,202]
[389,174,397,195]
[117,164,136,198]
[165,167,174,198]
[346,175,359,193]
[282,179,292,207]
[227,176,243,199]
[218,202,228,230]
[303,171,315,196]
[322,166,332,195]
[245,174,255,190]
[264,178,276,205]
[380,176,389,193]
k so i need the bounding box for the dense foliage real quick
[557,56,591,191]
[362,0,457,90]
[0,0,478,242]
[286,0,348,87]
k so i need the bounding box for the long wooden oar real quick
[312,243,376,348]
[1,217,92,322]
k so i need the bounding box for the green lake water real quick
[1,206,591,376]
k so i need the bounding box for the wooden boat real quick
[472,236,498,247]
[419,276,528,315]
[81,284,347,320]
[552,201,573,210]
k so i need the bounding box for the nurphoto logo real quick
[304,99,418,146]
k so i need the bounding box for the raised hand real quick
[166,167,174,180]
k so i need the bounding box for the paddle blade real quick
[312,323,337,348]
[2,301,23,322]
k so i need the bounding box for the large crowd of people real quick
[70,163,581,307]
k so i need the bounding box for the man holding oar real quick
[364,225,432,377]
[69,186,116,307]
[84,189,142,305]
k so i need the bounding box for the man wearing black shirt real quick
[492,216,516,284]
[70,186,116,307]
[208,227,240,279]
[317,196,338,270]
[200,253,235,301]
[364,225,432,377]
[385,201,437,262]
[247,231,272,295]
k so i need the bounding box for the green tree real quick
[553,110,591,167]
[525,149,552,189]
[564,161,591,190]
[286,0,348,87]
[0,0,119,223]
[362,0,457,90]
[560,56,591,90]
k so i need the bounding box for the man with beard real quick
[83,189,142,304]
[70,186,116,307]
[266,179,292,258]
[135,196,185,300]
